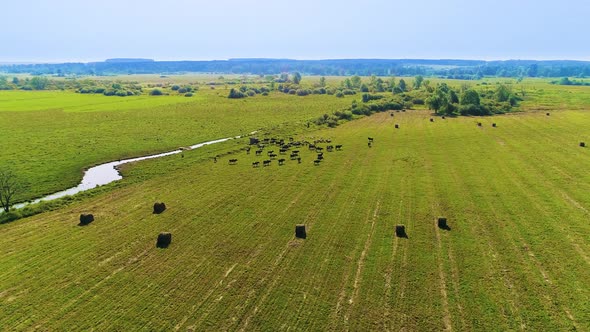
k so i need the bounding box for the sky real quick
[2,0,589,63]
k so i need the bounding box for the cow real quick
[297,157,302,164]
[335,145,342,151]
[252,161,260,167]
[317,155,324,160]
[290,153,298,160]
[245,147,251,154]
[229,159,238,165]
[263,160,271,166]
[326,145,334,152]
[267,150,275,156]
[278,158,286,165]
[255,149,263,156]
[368,137,374,142]
[314,159,321,165]
[269,153,278,159]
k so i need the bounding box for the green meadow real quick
[0,77,589,330]
[0,88,355,201]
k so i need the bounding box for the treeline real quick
[313,78,521,127]
[3,59,590,78]
[551,77,590,86]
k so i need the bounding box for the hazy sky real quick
[2,0,589,62]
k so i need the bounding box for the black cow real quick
[252,161,260,167]
[229,159,238,165]
[255,149,263,155]
[335,145,342,151]
[263,160,271,166]
[278,158,286,165]
[314,159,321,165]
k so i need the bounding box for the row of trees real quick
[426,83,520,116]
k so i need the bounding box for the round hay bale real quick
[477,122,482,127]
[430,118,434,122]
[442,116,446,119]
[546,112,550,116]
[437,217,449,230]
[295,224,307,239]
[156,232,172,248]
[492,123,497,127]
[79,214,94,226]
[395,124,399,129]
[395,224,407,238]
[153,202,166,214]
[580,142,586,148]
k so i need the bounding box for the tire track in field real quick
[387,175,413,330]
[487,164,583,330]
[382,177,406,332]
[439,143,525,330]
[343,200,381,325]
[421,136,467,331]
[484,118,590,266]
[180,165,314,330]
[235,157,353,332]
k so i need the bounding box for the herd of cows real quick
[222,136,344,167]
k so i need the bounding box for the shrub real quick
[150,89,163,96]
[171,85,180,91]
[412,98,425,105]
[228,88,247,99]
[185,93,193,97]
[335,92,344,98]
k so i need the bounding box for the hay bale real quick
[580,142,586,147]
[395,124,399,129]
[442,116,446,119]
[437,217,450,230]
[395,224,407,238]
[295,224,307,239]
[546,112,550,116]
[492,123,497,127]
[79,214,94,226]
[430,118,434,122]
[153,202,166,214]
[477,122,482,127]
[156,232,172,248]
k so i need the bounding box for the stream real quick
[9,135,242,211]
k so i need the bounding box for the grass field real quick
[1,108,589,330]
[0,89,355,201]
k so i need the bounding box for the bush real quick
[150,89,163,96]
[247,90,256,97]
[185,93,193,97]
[228,88,247,99]
[412,98,425,105]
[335,92,344,98]
[171,85,180,91]
[178,88,187,94]
[342,89,356,95]
[296,89,311,96]
[362,93,384,103]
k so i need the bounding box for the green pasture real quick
[0,89,355,201]
[1,109,589,330]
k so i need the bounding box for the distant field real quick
[1,110,589,330]
[0,89,355,201]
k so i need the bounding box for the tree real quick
[0,168,28,212]
[460,89,481,105]
[426,94,443,114]
[398,79,407,92]
[319,76,326,87]
[351,75,362,89]
[292,72,302,84]
[29,76,49,90]
[413,75,424,90]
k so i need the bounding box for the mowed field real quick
[1,109,589,330]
